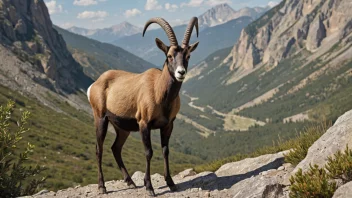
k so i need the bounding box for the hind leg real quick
[111,125,136,188]
[95,114,109,194]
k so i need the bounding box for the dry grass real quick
[223,114,265,131]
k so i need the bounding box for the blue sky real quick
[45,0,280,29]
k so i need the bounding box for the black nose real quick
[178,70,186,75]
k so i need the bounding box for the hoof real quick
[98,187,107,194]
[169,184,178,192]
[146,189,156,197]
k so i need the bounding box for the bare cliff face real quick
[0,0,92,93]
[230,0,352,70]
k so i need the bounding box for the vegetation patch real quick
[289,164,337,198]
[290,145,352,197]
[0,100,46,197]
[326,145,352,184]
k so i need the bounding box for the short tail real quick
[87,84,93,102]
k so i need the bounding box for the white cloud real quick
[45,1,63,14]
[205,0,231,6]
[77,11,109,21]
[73,0,107,6]
[145,0,162,10]
[268,1,279,7]
[181,0,204,8]
[124,8,142,18]
[181,0,232,7]
[169,19,186,26]
[165,3,178,12]
[59,22,74,29]
[73,0,97,6]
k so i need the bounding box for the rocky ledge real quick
[27,109,352,198]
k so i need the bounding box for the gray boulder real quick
[293,110,352,174]
[333,181,352,198]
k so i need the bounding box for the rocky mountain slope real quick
[29,108,352,197]
[230,0,351,70]
[0,0,92,94]
[198,4,268,28]
[54,26,155,80]
[183,0,352,123]
[67,22,142,43]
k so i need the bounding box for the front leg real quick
[160,121,177,191]
[139,121,155,196]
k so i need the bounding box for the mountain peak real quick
[109,21,142,36]
[207,3,235,13]
[198,4,267,27]
[111,21,134,28]
[213,3,232,8]
[67,21,141,42]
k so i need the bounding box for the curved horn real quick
[143,17,178,46]
[182,17,199,47]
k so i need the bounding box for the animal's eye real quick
[187,56,190,60]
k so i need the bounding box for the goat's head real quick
[143,17,199,82]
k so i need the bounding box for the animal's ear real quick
[189,41,199,53]
[155,38,168,54]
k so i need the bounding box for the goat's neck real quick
[155,63,182,105]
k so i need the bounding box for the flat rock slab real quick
[216,151,288,177]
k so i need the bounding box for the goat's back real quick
[89,69,161,119]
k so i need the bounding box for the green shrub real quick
[284,122,331,165]
[326,145,352,184]
[289,164,337,198]
[0,100,45,197]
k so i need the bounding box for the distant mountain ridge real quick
[55,26,155,80]
[68,21,142,43]
[113,16,253,67]
[197,4,268,28]
[67,3,268,44]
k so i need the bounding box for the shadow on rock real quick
[176,157,285,192]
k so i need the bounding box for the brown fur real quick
[89,64,180,127]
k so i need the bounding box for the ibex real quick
[87,17,199,196]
